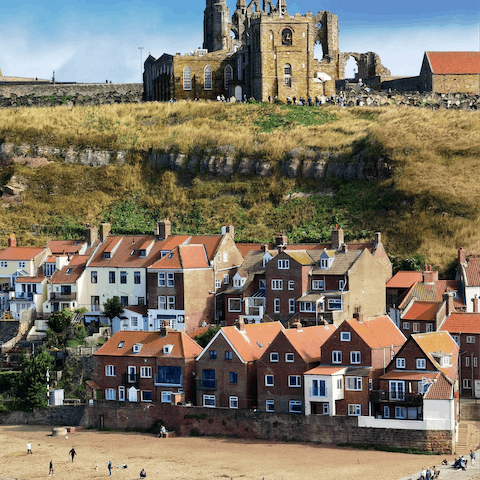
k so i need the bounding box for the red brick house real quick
[456,247,480,313]
[399,300,444,337]
[372,331,459,425]
[194,319,284,409]
[439,312,480,398]
[93,329,202,404]
[304,313,405,417]
[256,323,336,413]
[386,270,423,314]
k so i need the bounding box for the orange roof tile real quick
[464,257,480,286]
[402,301,441,321]
[380,371,440,381]
[424,373,454,400]
[346,315,406,349]
[188,235,222,261]
[16,275,45,283]
[50,256,88,284]
[282,325,336,363]
[95,330,202,358]
[440,312,480,334]
[124,305,148,316]
[399,280,464,309]
[386,271,423,289]
[47,240,84,255]
[426,51,480,75]
[0,247,45,261]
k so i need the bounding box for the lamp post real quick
[138,47,144,81]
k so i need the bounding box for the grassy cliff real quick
[0,102,478,274]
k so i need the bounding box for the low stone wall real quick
[460,402,480,421]
[0,405,85,426]
[80,402,455,453]
[0,83,143,108]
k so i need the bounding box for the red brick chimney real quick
[473,296,479,314]
[458,247,466,265]
[353,307,363,323]
[275,233,287,251]
[8,233,17,248]
[422,265,438,284]
[237,315,245,331]
[331,225,344,250]
[443,292,455,316]
[159,218,171,239]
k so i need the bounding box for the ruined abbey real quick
[143,0,390,102]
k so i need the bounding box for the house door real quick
[475,380,480,398]
[127,386,137,402]
[235,86,242,102]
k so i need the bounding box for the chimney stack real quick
[8,233,17,248]
[473,296,479,314]
[275,233,287,250]
[99,222,111,242]
[374,232,381,246]
[291,321,303,331]
[261,244,269,252]
[353,307,363,323]
[84,223,98,247]
[443,292,455,316]
[422,265,438,284]
[331,225,344,250]
[159,218,171,239]
[458,247,466,265]
[224,224,235,239]
[237,315,245,331]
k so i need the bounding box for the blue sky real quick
[0,0,477,83]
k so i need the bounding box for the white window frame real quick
[416,358,426,369]
[289,400,302,413]
[341,332,351,341]
[278,259,289,269]
[466,336,475,343]
[167,272,174,287]
[389,380,405,400]
[465,356,470,367]
[259,279,266,290]
[350,351,361,364]
[162,391,172,403]
[463,378,472,389]
[159,296,166,310]
[140,366,152,378]
[338,280,345,290]
[229,396,238,409]
[396,357,406,369]
[158,272,166,287]
[274,298,280,313]
[312,279,324,290]
[223,274,229,285]
[203,395,216,407]
[346,377,362,391]
[118,386,125,401]
[289,298,295,313]
[183,66,192,90]
[18,261,26,268]
[105,365,116,376]
[228,298,242,312]
[288,280,294,290]
[141,390,152,402]
[270,352,279,362]
[452,334,460,345]
[167,296,175,310]
[426,323,433,332]
[323,403,329,415]
[223,252,228,263]
[383,406,390,418]
[285,353,294,362]
[348,404,361,416]
[288,375,301,387]
[271,279,283,290]
[328,298,342,310]
[105,388,116,400]
[413,322,420,332]
[402,322,409,330]
[0,261,7,268]
[215,278,221,289]
[332,350,342,364]
[395,406,406,419]
[266,400,274,412]
[265,374,274,386]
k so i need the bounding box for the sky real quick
[0,0,478,84]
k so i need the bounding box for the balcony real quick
[50,292,77,301]
[12,292,34,300]
[195,378,217,390]
[154,374,183,387]
[370,390,423,406]
[121,373,139,386]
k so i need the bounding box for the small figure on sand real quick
[49,460,54,476]
[69,447,76,462]
[26,442,32,454]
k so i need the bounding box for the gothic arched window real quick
[282,28,292,46]
[183,66,191,91]
[204,65,212,90]
[224,65,233,90]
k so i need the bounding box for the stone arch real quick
[183,65,192,90]
[313,21,324,61]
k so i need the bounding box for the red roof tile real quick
[148,244,209,270]
[282,325,336,363]
[188,235,222,261]
[50,256,88,284]
[380,371,440,381]
[440,312,480,334]
[16,275,45,283]
[402,301,441,321]
[399,280,464,309]
[464,257,480,286]
[386,271,423,289]
[424,373,453,400]
[346,315,406,349]
[426,51,480,75]
[47,240,84,255]
[0,247,45,261]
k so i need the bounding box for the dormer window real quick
[139,249,147,257]
[168,252,174,259]
[66,268,73,275]
[233,273,246,289]
[163,344,173,355]
[103,252,111,259]
[262,252,272,268]
[133,343,143,354]
[441,356,451,366]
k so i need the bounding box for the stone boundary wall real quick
[460,402,480,421]
[79,402,455,454]
[0,405,85,426]
[0,83,143,108]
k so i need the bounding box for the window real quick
[312,280,324,290]
[475,357,478,367]
[284,63,291,86]
[266,400,274,412]
[285,353,294,362]
[118,386,125,401]
[466,336,475,343]
[131,317,138,327]
[217,252,221,263]
[402,322,409,330]
[265,374,274,386]
[91,270,98,283]
[320,258,329,269]
[223,274,229,285]
[337,378,343,390]
[383,406,390,418]
[167,272,174,287]
[138,297,145,306]
[161,391,172,403]
[350,351,361,364]
[288,280,294,290]
[441,355,450,366]
[0,261,7,268]
[105,388,116,400]
[416,358,426,369]
[332,351,342,364]
[18,261,26,268]
[289,298,295,313]
[348,404,361,416]
[426,323,433,332]
[109,271,115,284]
[346,377,362,391]
[413,322,420,332]
[158,272,166,287]
[328,299,342,310]
[418,381,430,394]
[369,378,372,390]
[389,380,405,400]
[209,350,217,360]
[183,66,191,90]
[299,302,314,312]
[274,298,280,313]
[322,403,329,415]
[224,65,233,89]
[289,400,302,413]
[278,259,289,269]
[204,65,212,90]
[134,271,141,284]
[288,375,301,387]
[120,271,127,284]
[311,379,326,397]
[215,278,221,289]
[228,298,241,312]
[66,268,73,275]
[141,391,152,402]
[225,351,233,360]
[120,296,128,307]
[270,352,279,362]
[465,356,470,367]
[140,366,152,378]
[341,332,351,341]
[395,406,406,419]
[338,280,345,290]
[271,279,283,290]
[223,252,228,263]
[203,395,216,407]
[167,296,175,310]
[157,366,182,385]
[259,279,266,290]
[229,396,239,409]
[158,296,166,309]
[396,357,406,369]
[463,379,472,389]
[105,365,116,376]
[452,334,460,345]
[103,252,111,259]
[229,372,237,384]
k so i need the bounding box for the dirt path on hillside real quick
[0,425,456,480]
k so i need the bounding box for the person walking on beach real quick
[26,442,32,454]
[470,450,476,466]
[108,461,112,476]
[49,460,54,476]
[69,447,76,462]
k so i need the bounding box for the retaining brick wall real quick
[460,402,480,421]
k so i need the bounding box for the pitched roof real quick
[94,330,202,358]
[281,325,336,363]
[148,244,209,269]
[439,312,480,335]
[399,280,465,309]
[15,275,45,283]
[0,247,45,261]
[402,301,441,321]
[304,365,346,375]
[463,257,480,286]
[211,322,284,362]
[124,305,148,316]
[426,51,480,75]
[50,255,88,284]
[346,315,406,349]
[386,271,423,289]
[380,371,440,381]
[424,373,454,400]
[285,250,315,266]
[188,235,222,261]
[47,240,85,255]
[310,249,362,275]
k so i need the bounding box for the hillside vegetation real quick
[0,102,478,274]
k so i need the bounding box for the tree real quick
[47,308,74,334]
[103,296,124,320]
[194,325,220,348]
[15,348,54,411]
